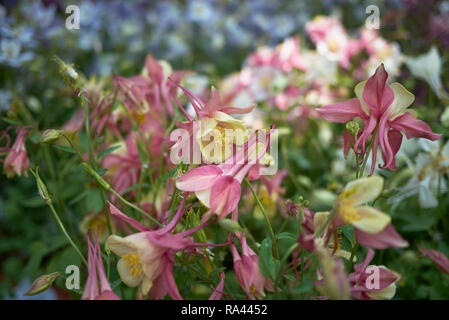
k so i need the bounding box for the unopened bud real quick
[345,121,360,136]
[24,272,60,296]
[218,218,243,233]
[29,168,52,204]
[41,129,65,144]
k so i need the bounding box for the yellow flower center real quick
[201,125,233,163]
[122,253,143,278]
[336,191,360,223]
[328,39,340,53]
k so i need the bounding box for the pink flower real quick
[231,236,272,299]
[247,37,306,72]
[419,246,449,275]
[176,128,273,219]
[3,127,29,178]
[82,230,120,300]
[349,249,398,300]
[115,54,189,117]
[106,198,221,300]
[306,16,361,68]
[102,132,141,198]
[171,80,255,164]
[317,64,441,175]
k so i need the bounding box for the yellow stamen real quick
[122,253,143,278]
[336,190,360,223]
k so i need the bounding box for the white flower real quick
[392,139,449,208]
[405,47,449,100]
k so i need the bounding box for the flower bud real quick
[24,272,60,296]
[29,168,52,204]
[345,121,360,136]
[41,129,65,144]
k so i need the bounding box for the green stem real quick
[274,242,299,292]
[48,203,87,267]
[244,178,279,260]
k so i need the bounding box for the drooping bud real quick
[52,56,79,89]
[29,168,52,204]
[24,272,60,296]
[40,129,65,144]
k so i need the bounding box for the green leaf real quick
[96,168,108,176]
[98,145,121,159]
[53,144,76,154]
[340,225,355,247]
[277,232,297,241]
[259,237,279,280]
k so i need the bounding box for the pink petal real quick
[355,224,408,249]
[176,165,223,191]
[419,247,449,275]
[317,98,366,123]
[145,54,164,84]
[209,272,226,300]
[220,104,256,115]
[343,130,355,157]
[362,64,394,117]
[108,202,150,232]
[390,112,442,141]
[210,175,242,217]
[359,266,398,290]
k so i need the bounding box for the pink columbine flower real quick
[171,80,254,164]
[82,230,120,300]
[231,236,272,299]
[247,37,306,73]
[349,249,399,300]
[3,127,29,178]
[115,54,189,116]
[306,16,360,68]
[176,128,273,219]
[106,198,222,300]
[102,132,141,197]
[419,246,449,275]
[317,64,441,175]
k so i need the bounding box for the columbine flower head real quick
[171,80,254,164]
[392,139,449,208]
[405,46,449,100]
[175,128,274,220]
[231,235,272,299]
[106,198,219,300]
[306,15,360,68]
[318,64,442,175]
[349,249,399,300]
[3,127,29,178]
[82,230,120,300]
[332,176,390,234]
